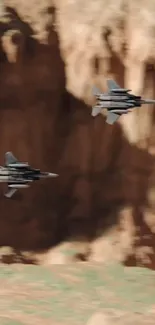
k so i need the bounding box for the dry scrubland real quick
[0,0,154,267]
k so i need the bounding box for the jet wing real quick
[5,188,17,198]
[5,152,29,168]
[107,79,120,91]
[106,112,120,125]
[92,105,102,116]
[5,152,18,166]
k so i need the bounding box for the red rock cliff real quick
[0,0,155,268]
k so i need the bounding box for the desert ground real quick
[0,261,155,325]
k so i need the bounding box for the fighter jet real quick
[92,79,155,125]
[0,152,59,198]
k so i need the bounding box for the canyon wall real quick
[0,0,155,268]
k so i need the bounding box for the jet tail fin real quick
[5,188,17,198]
[91,105,102,117]
[106,112,120,125]
[5,152,18,166]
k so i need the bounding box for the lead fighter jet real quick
[92,79,155,125]
[0,152,58,198]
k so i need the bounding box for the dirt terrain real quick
[0,262,155,325]
[0,0,154,267]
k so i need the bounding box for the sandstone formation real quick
[0,0,154,268]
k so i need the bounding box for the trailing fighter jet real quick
[0,152,58,198]
[92,79,155,125]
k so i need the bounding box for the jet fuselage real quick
[92,79,155,124]
[0,166,55,184]
[0,151,59,197]
[95,93,142,110]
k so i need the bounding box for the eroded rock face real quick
[55,0,155,147]
[0,0,154,268]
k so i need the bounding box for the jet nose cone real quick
[48,173,59,178]
[142,99,155,104]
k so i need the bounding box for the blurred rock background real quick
[0,0,154,268]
